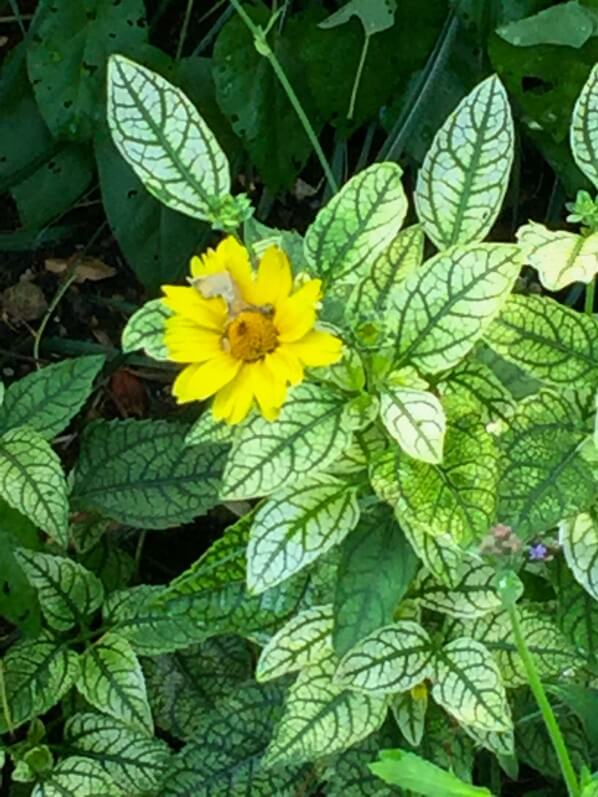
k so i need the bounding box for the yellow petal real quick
[274,279,322,343]
[191,236,255,299]
[286,330,343,367]
[264,347,304,385]
[164,317,223,363]
[212,365,255,425]
[161,285,227,330]
[252,246,293,306]
[172,353,241,403]
[250,360,286,421]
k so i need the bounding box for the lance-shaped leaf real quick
[0,426,69,545]
[485,295,598,387]
[392,688,428,748]
[264,654,387,768]
[334,503,417,656]
[498,391,594,539]
[0,356,104,439]
[121,299,171,360]
[560,512,598,602]
[73,419,225,528]
[336,622,433,695]
[256,605,333,682]
[517,222,598,291]
[415,75,514,249]
[391,243,522,374]
[64,713,171,793]
[432,638,512,732]
[571,63,598,189]
[247,474,360,593]
[221,383,351,500]
[370,749,491,796]
[0,633,79,734]
[15,549,103,632]
[441,359,515,424]
[107,55,230,222]
[380,387,446,464]
[76,633,153,734]
[31,756,122,797]
[412,564,501,619]
[304,162,407,284]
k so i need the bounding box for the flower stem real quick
[505,601,580,797]
[348,34,370,121]
[228,0,338,194]
[585,278,595,315]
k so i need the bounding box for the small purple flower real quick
[528,542,549,562]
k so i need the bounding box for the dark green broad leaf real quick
[0,356,104,439]
[370,748,491,796]
[0,633,79,734]
[81,534,135,594]
[27,0,148,140]
[324,730,401,796]
[15,549,103,632]
[419,706,476,782]
[516,710,588,781]
[0,499,41,633]
[498,390,595,538]
[64,712,171,794]
[30,756,122,797]
[333,503,417,657]
[555,562,598,663]
[72,419,226,528]
[485,295,598,388]
[497,2,598,49]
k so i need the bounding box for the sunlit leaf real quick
[31,756,122,797]
[370,748,491,796]
[380,387,446,464]
[412,564,501,619]
[121,300,171,360]
[517,222,598,291]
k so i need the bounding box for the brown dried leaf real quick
[45,256,116,283]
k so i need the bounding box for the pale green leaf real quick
[247,474,359,593]
[336,621,433,695]
[561,511,598,602]
[319,0,397,36]
[415,75,514,249]
[221,383,351,500]
[485,295,598,387]
[370,748,491,796]
[304,162,407,284]
[571,63,598,189]
[64,712,171,793]
[432,637,512,732]
[31,756,122,797]
[0,633,79,734]
[391,689,427,747]
[441,358,515,424]
[264,654,387,768]
[391,243,522,373]
[412,564,501,619]
[256,605,333,682]
[461,724,515,758]
[73,420,225,528]
[76,632,153,734]
[121,299,171,360]
[107,55,230,222]
[15,549,103,632]
[380,387,446,464]
[517,222,598,291]
[0,426,69,545]
[184,411,234,447]
[0,356,104,439]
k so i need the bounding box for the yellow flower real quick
[161,236,343,424]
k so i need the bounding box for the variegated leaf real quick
[560,511,598,602]
[324,731,399,796]
[441,359,515,424]
[571,63,598,189]
[517,222,598,290]
[121,299,171,360]
[412,564,501,619]
[461,724,515,758]
[31,756,122,797]
[380,387,446,464]
[391,686,428,747]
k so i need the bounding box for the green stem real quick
[585,278,595,316]
[348,34,370,121]
[506,601,581,797]
[228,0,337,194]
[33,271,78,365]
[0,661,13,736]
[176,0,195,60]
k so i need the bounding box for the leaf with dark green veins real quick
[572,63,598,188]
[517,222,598,290]
[561,511,598,602]
[324,730,400,796]
[31,756,122,797]
[391,690,427,747]
[441,357,515,424]
[380,387,446,464]
[412,564,501,619]
[121,300,171,359]
[557,561,598,662]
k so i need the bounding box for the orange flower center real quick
[226,310,278,362]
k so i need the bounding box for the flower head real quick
[161,236,343,424]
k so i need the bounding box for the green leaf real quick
[107,55,230,223]
[380,387,446,464]
[121,299,171,360]
[420,706,476,781]
[557,563,598,661]
[412,563,501,619]
[319,0,397,36]
[517,222,598,291]
[0,504,41,634]
[415,75,514,249]
[336,621,433,695]
[498,391,595,538]
[73,420,225,528]
[497,2,598,49]
[516,711,588,781]
[264,654,387,768]
[561,511,598,602]
[256,605,333,682]
[221,383,351,500]
[441,358,515,424]
[247,474,360,593]
[15,549,103,632]
[0,633,79,734]
[391,243,522,373]
[0,426,69,545]
[370,748,491,796]
[432,637,512,732]
[76,633,153,734]
[0,356,104,439]
[27,0,148,140]
[334,504,417,656]
[391,689,427,747]
[461,724,515,759]
[324,731,401,796]
[304,162,407,285]
[572,63,598,189]
[64,712,171,793]
[31,756,122,797]
[485,295,598,387]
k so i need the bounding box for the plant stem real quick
[348,34,370,121]
[228,0,338,194]
[176,0,195,60]
[506,602,581,797]
[585,279,595,315]
[0,661,13,736]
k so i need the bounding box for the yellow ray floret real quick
[161,236,343,424]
